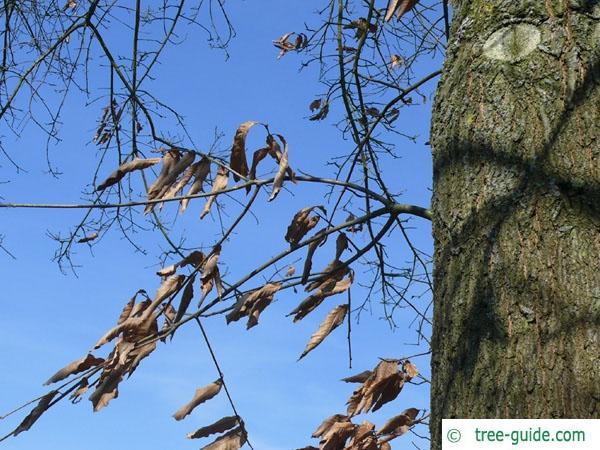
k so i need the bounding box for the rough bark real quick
[430,1,600,447]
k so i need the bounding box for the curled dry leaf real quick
[226,282,282,329]
[230,121,257,183]
[11,390,58,437]
[94,274,179,350]
[268,134,290,201]
[390,54,403,68]
[154,274,185,303]
[200,426,247,450]
[286,265,296,277]
[292,264,352,322]
[335,232,349,260]
[299,304,348,360]
[96,158,161,191]
[181,157,211,212]
[301,228,328,284]
[312,414,350,438]
[87,295,160,411]
[159,159,198,207]
[160,303,177,341]
[273,32,308,58]
[285,206,325,247]
[173,379,223,421]
[377,408,420,442]
[320,420,357,450]
[187,415,239,439]
[309,101,329,121]
[344,18,377,39]
[346,360,404,417]
[199,245,222,304]
[173,274,195,329]
[145,149,180,199]
[201,165,228,219]
[78,232,98,243]
[45,353,104,385]
[385,0,418,22]
[146,151,195,214]
[341,370,373,384]
[403,360,419,380]
[347,420,378,450]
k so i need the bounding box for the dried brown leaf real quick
[312,414,350,438]
[173,379,223,421]
[335,232,349,260]
[201,165,228,219]
[285,206,325,247]
[248,146,270,180]
[78,232,99,243]
[403,360,419,380]
[320,421,356,450]
[44,353,104,385]
[347,420,378,450]
[146,149,180,199]
[292,269,352,322]
[226,283,282,329]
[299,304,348,360]
[200,426,247,450]
[181,157,211,212]
[301,228,328,284]
[230,121,257,182]
[174,274,195,327]
[341,370,372,384]
[11,391,58,437]
[378,408,419,439]
[159,159,198,206]
[273,32,307,58]
[146,151,195,213]
[346,360,404,417]
[309,99,321,112]
[187,416,239,439]
[96,158,161,191]
[309,101,329,121]
[385,0,418,22]
[286,265,296,277]
[268,134,290,201]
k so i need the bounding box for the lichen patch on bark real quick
[483,24,541,62]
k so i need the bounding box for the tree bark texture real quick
[431,0,600,447]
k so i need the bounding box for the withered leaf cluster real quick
[93,99,120,145]
[226,282,283,329]
[344,18,377,40]
[346,360,418,416]
[285,206,326,246]
[273,32,308,58]
[173,380,247,450]
[291,259,353,322]
[309,99,330,121]
[302,360,421,449]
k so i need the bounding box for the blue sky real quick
[0,1,441,449]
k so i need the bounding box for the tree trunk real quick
[430,1,600,447]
